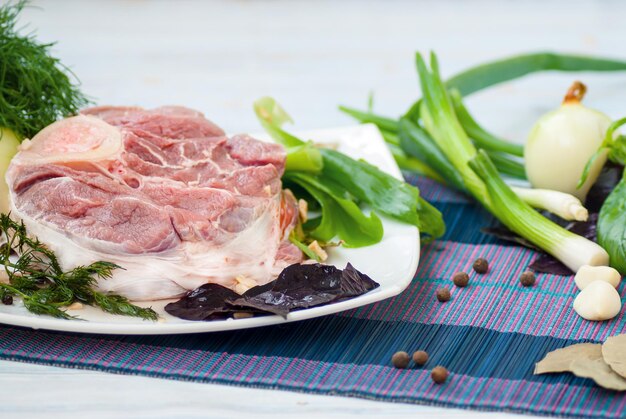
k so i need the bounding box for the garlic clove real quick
[573,280,622,321]
[575,265,622,290]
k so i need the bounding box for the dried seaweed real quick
[162,284,245,321]
[586,162,624,212]
[164,263,379,321]
[527,256,574,276]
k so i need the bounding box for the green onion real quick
[485,151,526,180]
[416,52,608,272]
[338,106,399,133]
[447,52,626,97]
[448,89,524,157]
[510,186,588,222]
[398,117,466,191]
[470,150,608,271]
[387,142,444,181]
[341,51,626,188]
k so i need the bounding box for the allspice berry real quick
[436,287,451,302]
[520,271,536,287]
[472,258,489,274]
[391,351,410,369]
[412,350,429,366]
[452,272,469,288]
[431,366,449,384]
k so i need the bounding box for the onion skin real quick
[525,82,611,201]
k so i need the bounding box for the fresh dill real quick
[0,214,158,321]
[0,1,90,140]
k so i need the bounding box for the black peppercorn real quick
[472,258,489,274]
[452,271,469,287]
[436,287,451,302]
[431,366,449,384]
[412,350,429,366]
[391,351,410,369]
[1,294,13,305]
[520,271,536,287]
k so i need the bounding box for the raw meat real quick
[6,106,302,300]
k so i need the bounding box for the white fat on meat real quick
[6,106,302,301]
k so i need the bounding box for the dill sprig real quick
[0,214,158,321]
[0,1,90,140]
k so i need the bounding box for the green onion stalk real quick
[340,51,626,217]
[416,52,608,272]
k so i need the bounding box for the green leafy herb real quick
[579,117,626,188]
[253,97,323,173]
[597,172,626,274]
[285,173,384,247]
[0,214,158,320]
[319,149,444,240]
[0,1,90,140]
[254,97,311,148]
[288,233,322,261]
[255,97,445,246]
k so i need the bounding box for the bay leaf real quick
[602,334,626,379]
[570,356,626,391]
[534,343,600,374]
[535,343,626,391]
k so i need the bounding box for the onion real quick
[525,81,611,201]
[0,128,20,214]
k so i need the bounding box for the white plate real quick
[0,124,419,335]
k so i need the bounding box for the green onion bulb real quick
[525,81,611,201]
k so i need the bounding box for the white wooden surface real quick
[3,0,626,417]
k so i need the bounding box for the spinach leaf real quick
[598,171,626,274]
[285,172,383,248]
[254,97,323,173]
[253,97,304,147]
[320,148,444,240]
[254,97,445,242]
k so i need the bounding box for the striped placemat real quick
[1,176,625,418]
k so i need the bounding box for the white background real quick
[3,0,626,417]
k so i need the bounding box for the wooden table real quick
[3,1,625,417]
